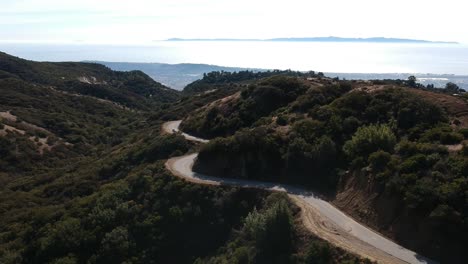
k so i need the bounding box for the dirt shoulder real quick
[290,196,406,264]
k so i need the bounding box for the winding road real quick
[162,120,209,143]
[163,120,436,264]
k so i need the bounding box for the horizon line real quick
[0,36,462,45]
[165,36,459,44]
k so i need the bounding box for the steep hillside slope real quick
[190,76,468,263]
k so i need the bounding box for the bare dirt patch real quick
[446,143,464,152]
[28,136,53,154]
[0,124,26,136]
[352,84,392,94]
[203,92,241,111]
[0,110,72,154]
[0,111,17,122]
[46,87,133,111]
[77,76,107,85]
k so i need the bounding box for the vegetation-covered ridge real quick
[0,52,366,264]
[189,75,468,263]
[183,69,321,95]
[0,52,179,109]
[181,74,320,138]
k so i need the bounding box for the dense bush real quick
[2,168,267,264]
[128,134,190,163]
[420,126,464,144]
[368,150,392,172]
[242,195,293,261]
[343,124,396,158]
[304,241,332,264]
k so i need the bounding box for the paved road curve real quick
[163,121,436,264]
[162,120,209,143]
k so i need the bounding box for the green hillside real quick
[187,76,468,263]
[0,53,366,264]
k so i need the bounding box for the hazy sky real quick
[1,0,467,44]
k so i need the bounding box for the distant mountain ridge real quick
[166,37,458,44]
[96,61,468,90]
[95,61,262,90]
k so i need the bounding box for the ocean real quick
[1,41,468,89]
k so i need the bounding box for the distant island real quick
[166,37,457,44]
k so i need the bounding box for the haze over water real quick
[2,41,468,75]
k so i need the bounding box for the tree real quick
[407,76,417,87]
[445,82,460,93]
